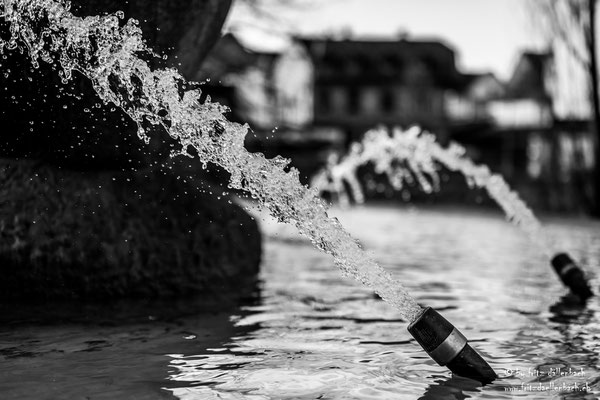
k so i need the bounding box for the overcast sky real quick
[225,0,546,80]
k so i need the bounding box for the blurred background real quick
[195,0,600,215]
[2,3,600,398]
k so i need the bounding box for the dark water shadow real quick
[0,284,263,400]
[0,285,260,326]
[417,374,486,400]
[548,293,594,325]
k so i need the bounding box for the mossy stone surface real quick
[0,158,261,301]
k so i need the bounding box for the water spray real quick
[0,0,500,383]
[312,127,594,300]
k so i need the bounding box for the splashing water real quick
[0,1,423,321]
[312,126,551,255]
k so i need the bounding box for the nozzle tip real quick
[408,307,497,384]
[551,253,593,300]
[446,342,497,384]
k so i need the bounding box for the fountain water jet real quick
[1,0,423,317]
[312,126,593,300]
[0,0,498,383]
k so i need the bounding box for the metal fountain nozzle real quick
[407,307,497,384]
[551,253,593,300]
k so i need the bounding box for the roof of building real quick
[505,51,552,100]
[298,37,463,88]
[195,33,283,82]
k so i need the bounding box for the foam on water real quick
[0,1,422,321]
[312,126,550,255]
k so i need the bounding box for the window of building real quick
[348,87,360,114]
[330,87,348,114]
[360,87,380,115]
[382,89,395,113]
[356,55,372,75]
[346,59,361,76]
[322,56,342,76]
[319,88,331,114]
[381,55,403,76]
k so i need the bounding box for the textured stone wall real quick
[0,158,261,300]
[0,1,263,301]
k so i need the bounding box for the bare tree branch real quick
[532,0,600,216]
[533,0,591,68]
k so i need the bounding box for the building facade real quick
[302,38,465,145]
[198,33,595,211]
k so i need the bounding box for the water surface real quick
[1,204,599,399]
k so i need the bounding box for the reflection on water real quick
[1,205,599,399]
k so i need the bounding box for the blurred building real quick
[301,38,464,145]
[445,72,504,123]
[511,51,595,211]
[198,33,341,181]
[198,33,595,211]
[195,32,314,129]
[491,52,553,129]
[451,52,554,176]
[451,51,595,212]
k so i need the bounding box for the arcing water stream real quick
[311,126,549,255]
[0,1,424,321]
